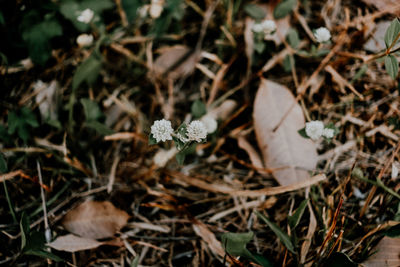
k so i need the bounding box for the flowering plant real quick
[149,119,209,164]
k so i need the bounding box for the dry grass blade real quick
[170,171,326,197]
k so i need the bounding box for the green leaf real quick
[122,0,141,23]
[384,18,400,49]
[325,252,357,267]
[283,54,293,72]
[286,28,300,49]
[255,211,296,254]
[222,232,272,267]
[298,127,309,139]
[385,55,399,80]
[191,100,207,118]
[85,121,114,135]
[72,55,102,90]
[130,256,139,267]
[385,224,400,237]
[21,17,62,65]
[7,108,38,142]
[222,231,254,257]
[288,199,308,229]
[0,153,7,173]
[20,213,30,250]
[148,134,158,145]
[244,4,266,20]
[80,98,103,121]
[274,0,297,19]
[176,150,186,165]
[254,41,266,54]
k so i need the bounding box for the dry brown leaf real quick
[361,0,400,16]
[62,200,129,239]
[363,236,400,267]
[153,45,198,80]
[253,79,318,186]
[48,234,103,252]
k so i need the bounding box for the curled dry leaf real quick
[253,79,318,186]
[48,234,103,252]
[363,236,400,267]
[153,45,198,80]
[62,200,129,239]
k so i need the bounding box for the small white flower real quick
[77,9,94,24]
[76,34,93,47]
[201,115,218,134]
[186,120,207,142]
[314,27,331,43]
[252,23,264,33]
[151,119,174,143]
[322,128,335,139]
[149,0,164,18]
[261,20,276,35]
[305,120,324,140]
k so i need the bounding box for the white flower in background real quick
[137,5,149,18]
[76,34,93,47]
[314,27,331,43]
[392,161,400,180]
[252,23,264,33]
[153,147,177,167]
[77,9,94,24]
[252,20,276,36]
[149,0,164,19]
[186,120,207,142]
[151,119,174,143]
[261,20,276,35]
[322,128,335,139]
[305,120,324,140]
[201,115,218,134]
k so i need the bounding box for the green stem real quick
[3,180,17,224]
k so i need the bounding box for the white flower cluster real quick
[314,27,331,43]
[76,34,93,47]
[150,119,208,144]
[151,119,174,143]
[186,120,207,142]
[252,20,277,36]
[305,120,335,140]
[77,8,94,24]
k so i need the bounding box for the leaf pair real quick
[383,19,400,79]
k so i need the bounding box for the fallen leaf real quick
[62,200,129,239]
[253,79,318,186]
[153,45,199,80]
[361,0,400,16]
[48,234,103,252]
[363,236,400,267]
